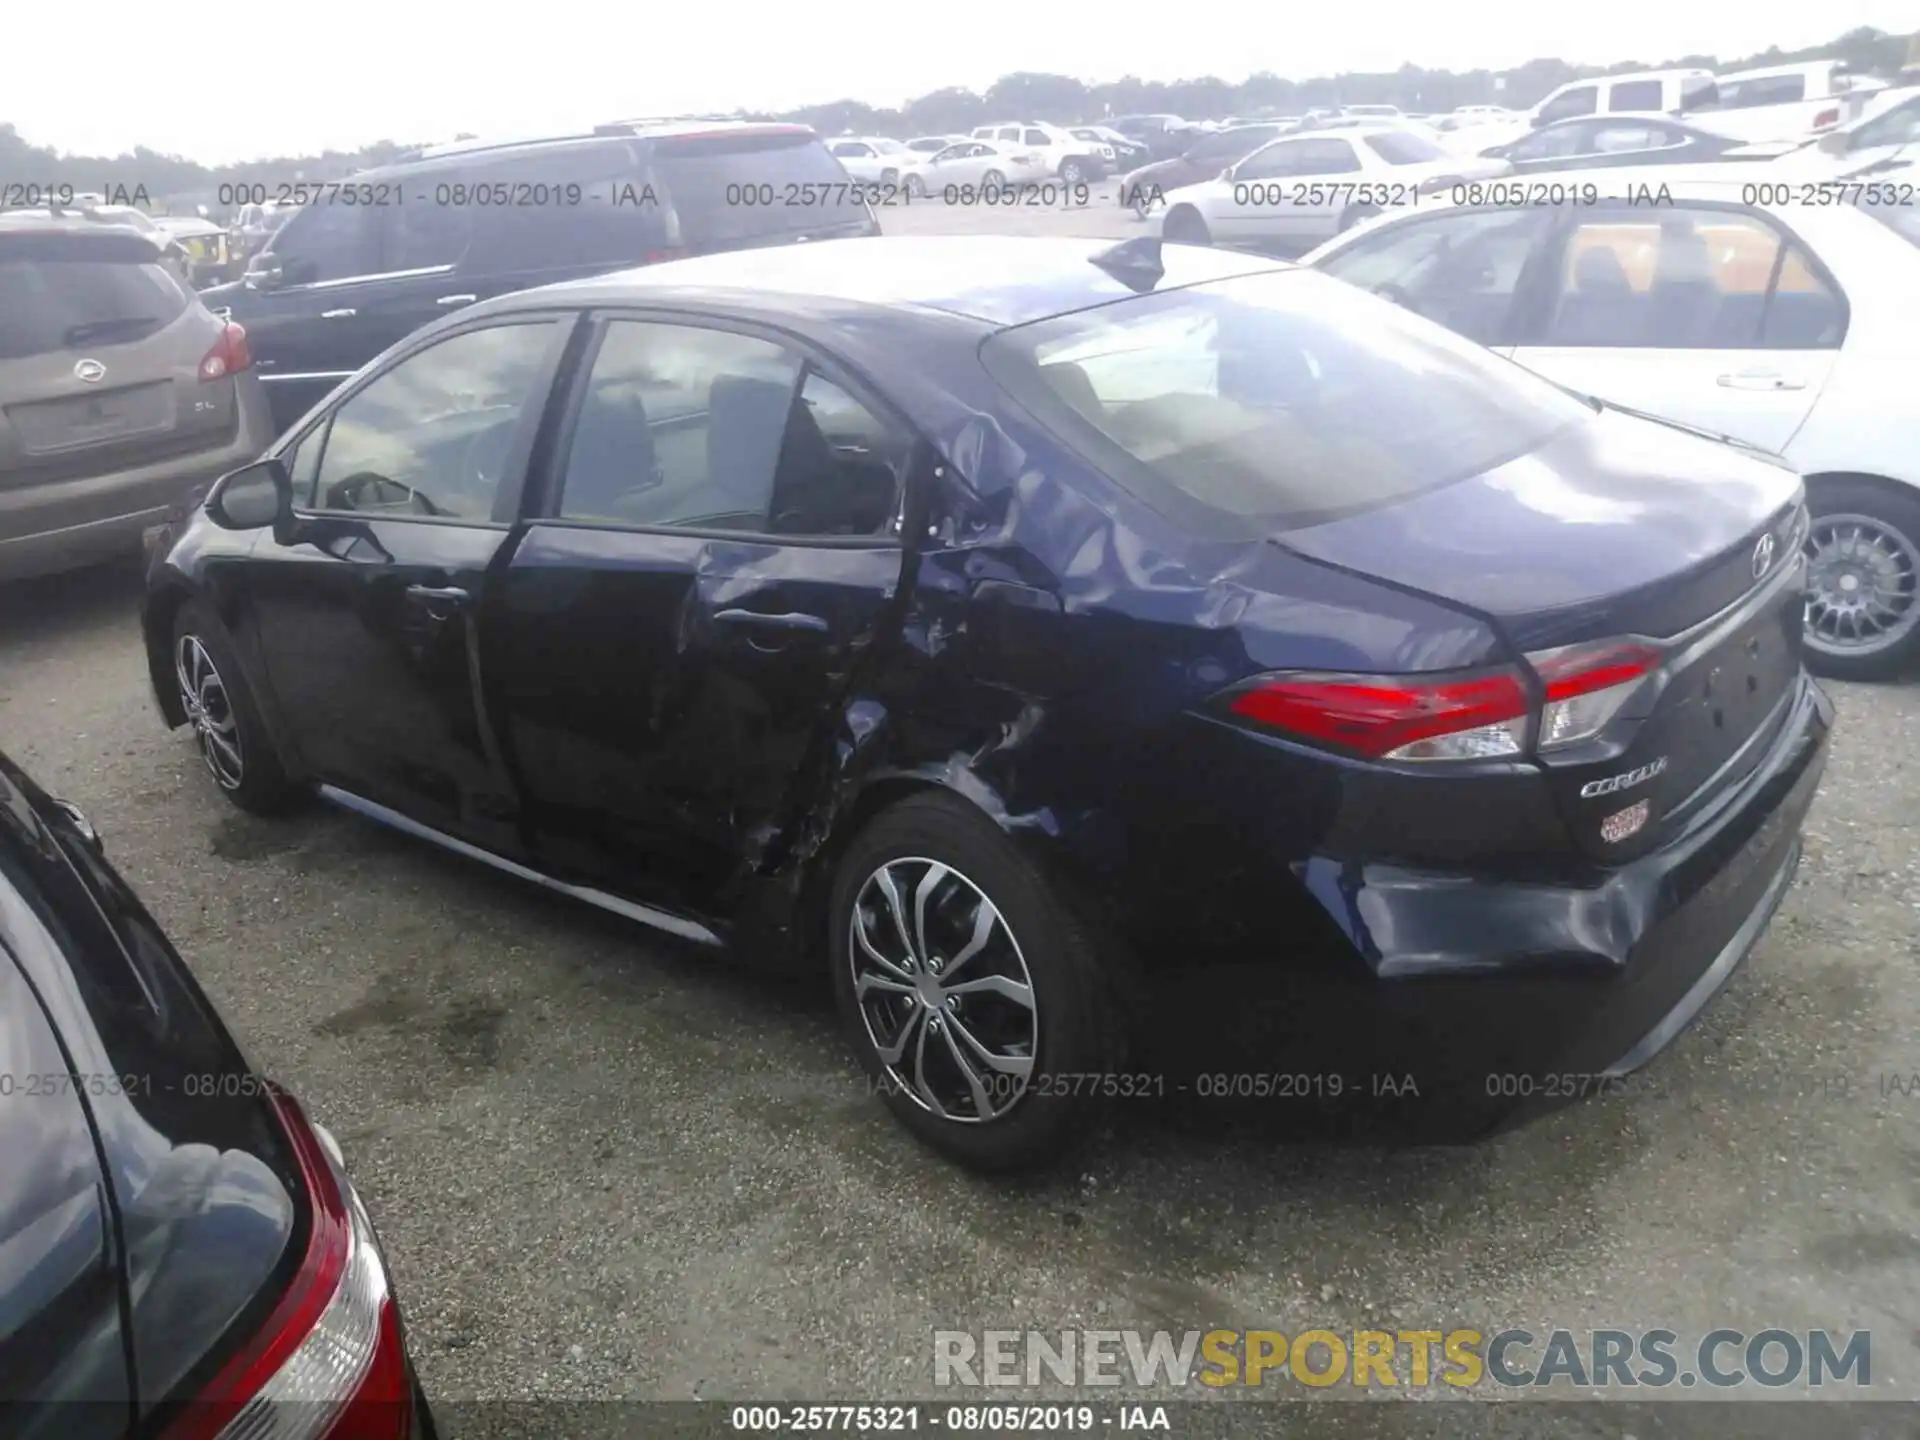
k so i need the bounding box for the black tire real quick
[1162,206,1211,245]
[1339,203,1381,233]
[1801,478,1920,681]
[981,169,1006,195]
[1060,158,1087,185]
[172,599,302,814]
[829,792,1124,1172]
[905,174,927,198]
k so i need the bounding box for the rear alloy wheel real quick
[173,600,301,814]
[1802,482,1920,680]
[1060,159,1087,185]
[831,793,1120,1171]
[1163,206,1211,245]
[981,169,1006,195]
[905,174,927,198]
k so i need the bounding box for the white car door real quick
[1509,203,1843,453]
[1214,137,1362,243]
[829,141,879,182]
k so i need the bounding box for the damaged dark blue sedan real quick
[142,235,1831,1171]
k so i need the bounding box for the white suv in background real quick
[969,122,1113,182]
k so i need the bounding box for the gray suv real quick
[0,216,274,582]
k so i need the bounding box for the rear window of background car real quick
[652,133,870,242]
[0,246,190,361]
[980,267,1592,538]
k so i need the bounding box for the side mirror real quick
[206,457,293,533]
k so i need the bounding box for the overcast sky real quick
[10,1,1915,163]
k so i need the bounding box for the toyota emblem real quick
[73,358,106,384]
[1751,533,1776,580]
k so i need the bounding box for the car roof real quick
[1718,59,1839,83]
[385,121,818,173]
[515,234,1288,327]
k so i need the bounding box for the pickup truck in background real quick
[1684,60,1886,143]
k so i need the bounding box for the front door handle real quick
[436,293,478,307]
[713,609,829,634]
[405,583,470,619]
[1716,370,1806,391]
[321,307,357,319]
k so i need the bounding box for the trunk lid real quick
[1278,404,1808,859]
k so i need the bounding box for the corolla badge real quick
[1751,533,1776,580]
[73,358,106,383]
[1580,756,1668,799]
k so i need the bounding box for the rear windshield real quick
[0,240,190,360]
[980,267,1590,537]
[654,132,871,242]
[1363,131,1446,164]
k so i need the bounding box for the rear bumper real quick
[1135,672,1832,1135]
[1340,672,1832,1131]
[0,376,273,583]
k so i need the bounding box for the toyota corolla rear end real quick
[981,258,1831,1131]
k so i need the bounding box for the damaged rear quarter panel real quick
[783,332,1505,977]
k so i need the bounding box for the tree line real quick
[1,24,1912,210]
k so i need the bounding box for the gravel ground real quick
[3,351,1916,1434]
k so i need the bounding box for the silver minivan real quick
[0,216,274,582]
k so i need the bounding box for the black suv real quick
[201,122,880,431]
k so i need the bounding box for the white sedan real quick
[825,137,915,185]
[1303,165,1920,676]
[1148,125,1510,248]
[899,140,1048,196]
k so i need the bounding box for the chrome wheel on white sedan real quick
[1804,511,1920,666]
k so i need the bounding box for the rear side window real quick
[980,267,1590,537]
[1541,207,1845,349]
[652,132,870,244]
[0,239,190,360]
[463,143,672,270]
[1537,85,1598,123]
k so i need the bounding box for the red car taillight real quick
[1812,107,1840,129]
[162,1089,412,1440]
[1221,640,1663,763]
[199,322,252,381]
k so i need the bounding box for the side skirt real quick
[316,785,724,948]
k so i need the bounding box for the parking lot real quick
[4,176,1920,1437]
[5,432,1919,1433]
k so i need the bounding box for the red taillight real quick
[161,1089,412,1440]
[1529,640,1663,750]
[1221,640,1665,763]
[1813,107,1840,129]
[199,322,251,381]
[1226,668,1530,761]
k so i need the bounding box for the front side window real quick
[1289,138,1363,174]
[982,267,1590,537]
[1608,80,1665,112]
[1540,207,1845,349]
[1511,123,1589,161]
[1234,141,1301,180]
[267,201,380,282]
[1362,131,1447,164]
[383,195,473,272]
[1537,85,1598,124]
[1317,207,1554,346]
[309,321,559,518]
[554,321,902,537]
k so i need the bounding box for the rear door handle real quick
[436,293,478,307]
[1716,370,1806,391]
[405,583,470,619]
[321,308,357,319]
[713,609,829,633]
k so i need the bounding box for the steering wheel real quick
[326,471,445,516]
